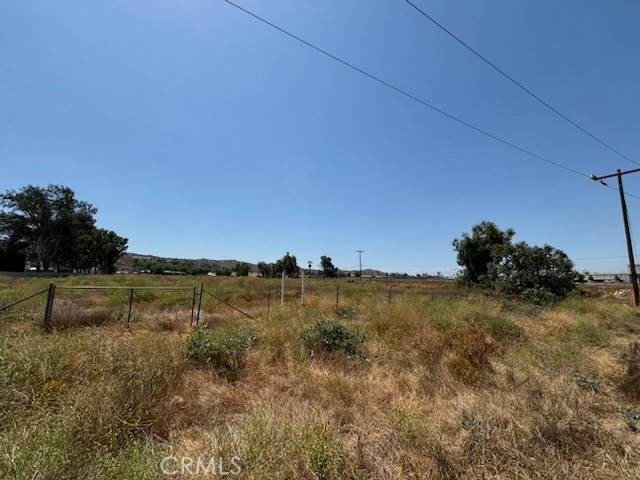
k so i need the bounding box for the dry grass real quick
[1,275,640,478]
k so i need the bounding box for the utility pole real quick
[591,167,640,307]
[356,250,364,279]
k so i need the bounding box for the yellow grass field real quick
[1,274,640,479]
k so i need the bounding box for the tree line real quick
[257,253,342,278]
[0,185,128,273]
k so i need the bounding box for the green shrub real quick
[619,407,640,432]
[298,425,345,480]
[500,299,541,316]
[520,287,558,306]
[300,319,366,357]
[185,323,258,371]
[392,408,430,443]
[479,314,525,342]
[335,307,356,319]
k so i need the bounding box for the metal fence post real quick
[301,270,305,306]
[388,286,392,306]
[267,284,271,320]
[336,283,340,312]
[196,282,204,325]
[281,271,285,305]
[190,286,196,325]
[43,282,55,331]
[127,288,134,324]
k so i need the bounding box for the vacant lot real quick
[1,275,639,479]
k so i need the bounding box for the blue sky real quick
[2,0,640,276]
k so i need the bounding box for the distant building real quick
[589,273,629,283]
[162,270,187,275]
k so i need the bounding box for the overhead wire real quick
[225,0,585,177]
[403,0,639,167]
[224,1,640,200]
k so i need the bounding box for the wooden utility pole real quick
[591,167,640,306]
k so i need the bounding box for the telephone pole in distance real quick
[591,167,640,307]
[356,250,364,279]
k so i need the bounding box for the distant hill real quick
[116,253,390,277]
[116,253,258,273]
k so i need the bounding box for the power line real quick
[358,257,630,267]
[224,1,640,200]
[224,0,587,178]
[366,264,459,268]
[403,0,639,167]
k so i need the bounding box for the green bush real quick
[185,323,258,371]
[300,319,366,357]
[335,307,356,319]
[479,314,525,342]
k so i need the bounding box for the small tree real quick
[273,252,299,277]
[216,267,232,276]
[234,262,250,277]
[453,221,576,303]
[496,242,575,302]
[320,255,338,278]
[93,229,128,274]
[452,221,514,287]
[257,261,273,278]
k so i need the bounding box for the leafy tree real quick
[453,221,576,303]
[187,266,209,275]
[452,221,514,287]
[257,261,273,278]
[150,264,165,275]
[273,252,299,277]
[93,229,128,274]
[320,255,338,278]
[0,185,128,273]
[234,262,250,276]
[495,242,575,303]
[51,189,97,270]
[1,185,96,271]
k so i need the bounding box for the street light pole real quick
[591,167,640,307]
